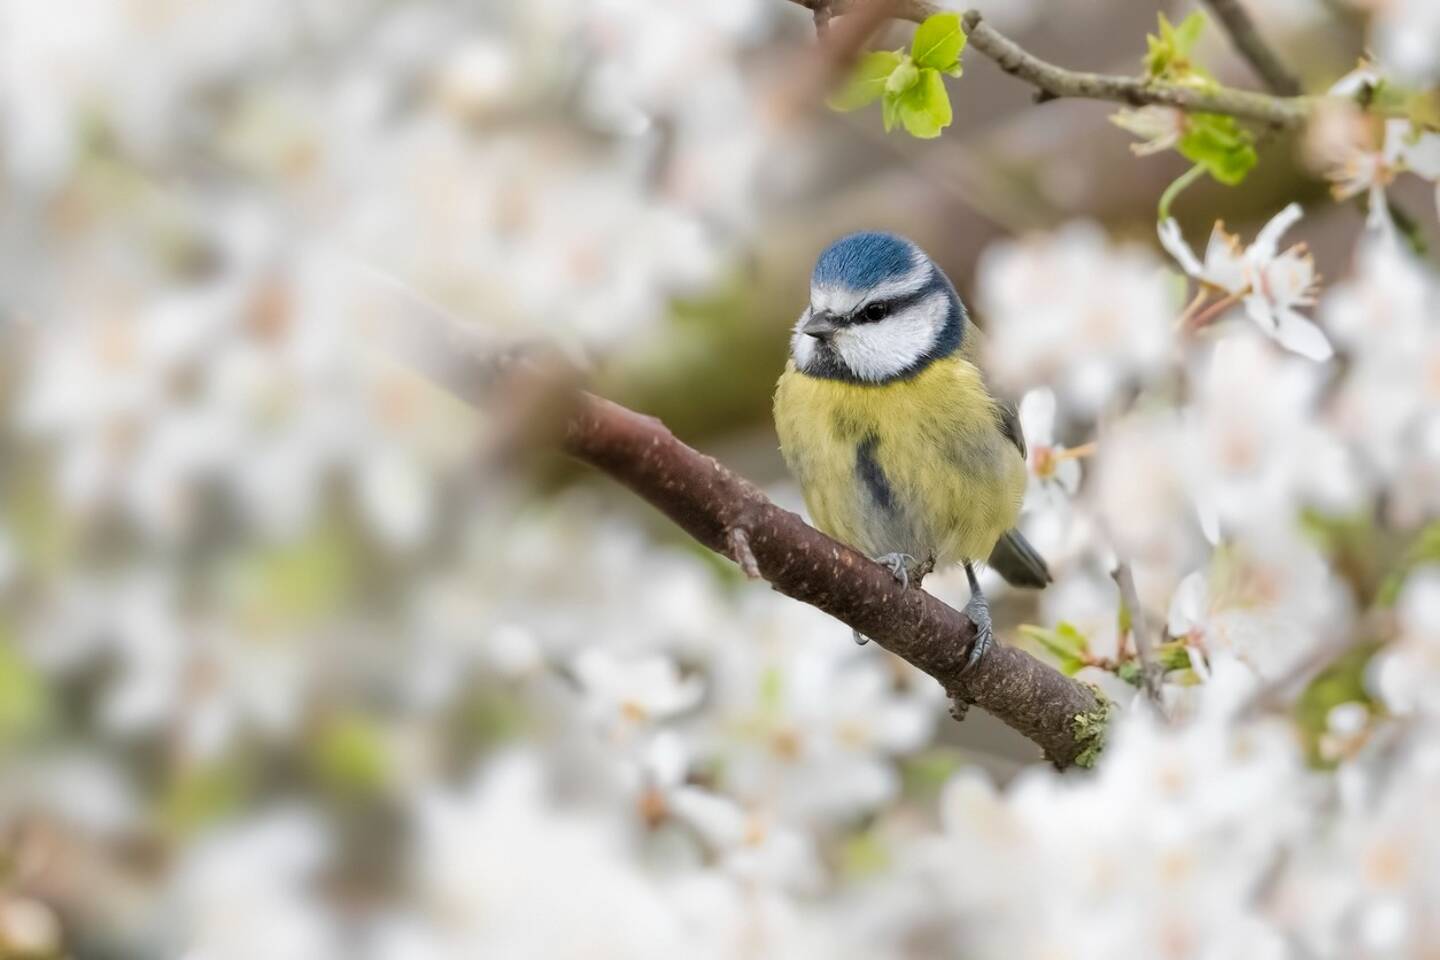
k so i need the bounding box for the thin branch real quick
[1200,0,1303,96]
[782,1,1320,128]
[1111,562,1163,708]
[958,10,1313,128]
[789,0,938,21]
[563,391,1106,768]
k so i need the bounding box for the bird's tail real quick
[987,529,1051,589]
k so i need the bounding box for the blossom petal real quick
[1365,183,1396,238]
[1157,218,1204,279]
[1202,223,1248,293]
[1243,293,1280,335]
[1260,248,1319,309]
[1271,309,1335,362]
[1019,388,1057,445]
[1251,203,1303,262]
[1195,495,1222,545]
[1395,124,1440,178]
[1167,570,1209,636]
[1055,457,1081,495]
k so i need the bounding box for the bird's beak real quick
[802,311,838,340]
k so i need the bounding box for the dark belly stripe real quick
[855,434,896,514]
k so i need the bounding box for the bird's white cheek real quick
[791,329,817,368]
[835,295,947,381]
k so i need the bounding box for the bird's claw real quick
[855,554,919,646]
[875,552,917,590]
[961,590,993,675]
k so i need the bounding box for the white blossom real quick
[979,222,1173,412]
[1018,387,1084,514]
[1159,204,1332,361]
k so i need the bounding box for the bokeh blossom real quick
[979,223,1173,412]
[2,0,1440,957]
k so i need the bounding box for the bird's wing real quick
[959,314,1026,460]
[990,397,1025,457]
[993,398,1026,460]
[988,528,1052,587]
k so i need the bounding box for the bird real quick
[773,231,1050,671]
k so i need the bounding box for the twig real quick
[958,10,1312,128]
[1111,562,1163,708]
[789,0,937,21]
[564,391,1106,767]
[811,0,833,34]
[781,1,1329,128]
[1200,0,1303,96]
[726,527,762,579]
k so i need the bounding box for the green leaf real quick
[1018,622,1090,675]
[895,67,952,139]
[1177,112,1257,185]
[828,50,906,112]
[1293,642,1381,767]
[901,748,965,795]
[886,58,920,96]
[911,12,966,72]
[840,830,891,877]
[1172,11,1206,55]
[1144,11,1208,80]
[1407,89,1440,132]
[881,94,900,132]
[0,626,49,744]
[162,760,253,836]
[1155,640,1193,671]
[311,712,390,793]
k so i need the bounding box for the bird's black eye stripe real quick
[850,273,944,325]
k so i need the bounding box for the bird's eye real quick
[862,302,889,322]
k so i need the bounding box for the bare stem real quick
[1200,0,1303,96]
[959,10,1312,128]
[1111,562,1164,708]
[782,1,1326,128]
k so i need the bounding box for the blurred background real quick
[1,0,1439,957]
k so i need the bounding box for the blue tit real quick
[773,231,1050,668]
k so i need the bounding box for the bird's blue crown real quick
[811,232,920,289]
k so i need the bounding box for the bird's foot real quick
[854,553,924,646]
[961,562,994,674]
[875,552,917,590]
[961,593,993,673]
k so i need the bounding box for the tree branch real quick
[782,1,1320,128]
[957,10,1312,127]
[1200,0,1303,96]
[563,391,1106,768]
[338,254,1109,765]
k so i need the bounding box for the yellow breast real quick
[773,356,1026,566]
